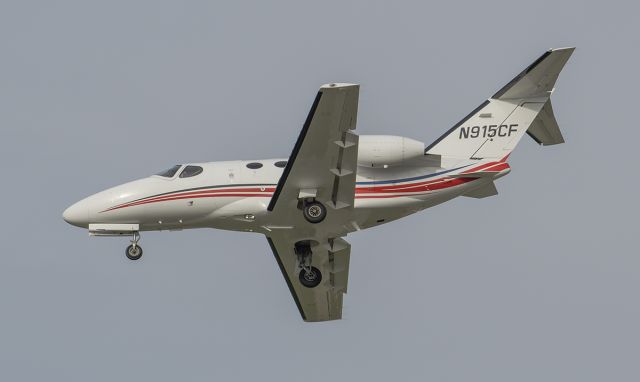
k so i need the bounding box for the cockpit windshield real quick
[156,165,182,178]
[179,165,203,178]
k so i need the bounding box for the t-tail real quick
[425,47,574,164]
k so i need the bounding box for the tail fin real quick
[425,47,574,161]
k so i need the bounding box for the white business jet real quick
[64,48,574,321]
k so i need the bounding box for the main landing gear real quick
[295,241,322,288]
[302,200,327,224]
[299,266,322,288]
[125,232,143,261]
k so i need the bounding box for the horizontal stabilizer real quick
[463,182,498,199]
[527,99,565,145]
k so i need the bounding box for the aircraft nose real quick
[63,201,89,228]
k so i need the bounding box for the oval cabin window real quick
[246,162,263,170]
[274,161,287,168]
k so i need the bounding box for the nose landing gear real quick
[125,232,143,260]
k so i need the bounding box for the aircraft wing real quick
[265,83,359,321]
[267,83,360,214]
[267,234,351,322]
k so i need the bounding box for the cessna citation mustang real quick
[63,48,574,322]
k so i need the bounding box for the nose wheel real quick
[125,232,143,260]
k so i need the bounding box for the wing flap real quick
[331,131,359,209]
[267,235,351,322]
[327,238,350,292]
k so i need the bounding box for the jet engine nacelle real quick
[357,135,425,167]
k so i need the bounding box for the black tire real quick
[303,201,326,223]
[125,244,143,260]
[299,266,322,288]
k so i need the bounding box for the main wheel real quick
[299,266,322,288]
[125,244,143,261]
[303,201,326,223]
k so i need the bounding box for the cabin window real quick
[179,165,204,178]
[156,165,181,178]
[274,161,287,168]
[246,162,263,169]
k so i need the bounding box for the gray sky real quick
[1,1,638,381]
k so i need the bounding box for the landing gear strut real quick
[125,232,143,261]
[294,241,322,288]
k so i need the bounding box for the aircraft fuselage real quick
[63,158,509,235]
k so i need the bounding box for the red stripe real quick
[482,162,510,172]
[105,193,273,212]
[360,177,453,193]
[357,193,429,199]
[359,178,463,194]
[130,187,275,205]
[141,186,275,202]
[106,186,276,211]
[460,161,510,175]
[460,161,500,174]
[102,176,481,212]
[357,178,476,197]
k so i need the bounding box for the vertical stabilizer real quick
[425,48,574,161]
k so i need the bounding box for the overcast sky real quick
[1,1,638,381]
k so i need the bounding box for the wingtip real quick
[320,83,359,89]
[549,46,576,53]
